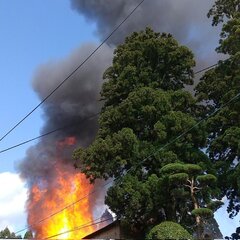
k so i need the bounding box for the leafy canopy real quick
[74,28,208,234]
[146,221,192,240]
[160,162,221,238]
[0,227,22,239]
[196,0,240,217]
[208,0,240,26]
[101,27,195,107]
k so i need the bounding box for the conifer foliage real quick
[196,0,240,217]
[74,28,216,236]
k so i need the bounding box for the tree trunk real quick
[190,178,203,239]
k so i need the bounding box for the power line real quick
[194,58,229,75]
[0,0,145,143]
[194,63,218,74]
[13,91,240,235]
[0,112,100,154]
[44,217,114,239]
[0,61,224,155]
[115,92,240,176]
[14,179,112,235]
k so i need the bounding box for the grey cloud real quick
[70,0,221,62]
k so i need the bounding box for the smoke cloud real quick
[70,0,221,64]
[18,0,224,234]
[18,43,113,232]
[19,43,113,183]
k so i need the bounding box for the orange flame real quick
[27,137,95,239]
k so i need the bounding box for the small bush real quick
[146,221,192,240]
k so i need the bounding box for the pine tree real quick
[160,163,221,239]
[73,28,210,236]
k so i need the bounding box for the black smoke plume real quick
[19,43,113,183]
[18,43,113,233]
[70,0,221,64]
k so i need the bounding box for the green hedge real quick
[146,221,192,240]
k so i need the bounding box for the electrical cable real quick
[44,217,115,239]
[0,112,100,154]
[0,61,225,155]
[194,63,218,74]
[14,179,112,235]
[0,0,145,142]
[115,92,240,176]
[12,91,240,236]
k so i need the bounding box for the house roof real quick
[82,220,119,239]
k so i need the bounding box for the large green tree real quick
[196,1,240,217]
[74,28,210,235]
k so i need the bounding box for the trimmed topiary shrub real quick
[191,208,213,218]
[146,221,193,240]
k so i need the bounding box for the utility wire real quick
[0,61,224,155]
[194,58,229,75]
[0,112,100,154]
[13,91,240,235]
[194,63,218,74]
[0,0,145,143]
[44,217,114,239]
[14,179,112,235]
[114,92,240,177]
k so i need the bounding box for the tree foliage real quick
[146,221,192,240]
[208,0,240,26]
[23,230,33,239]
[0,227,22,239]
[74,28,203,182]
[0,227,33,239]
[74,28,210,236]
[232,226,240,240]
[196,0,240,217]
[101,27,195,107]
[160,162,220,239]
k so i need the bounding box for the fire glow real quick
[27,137,95,239]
